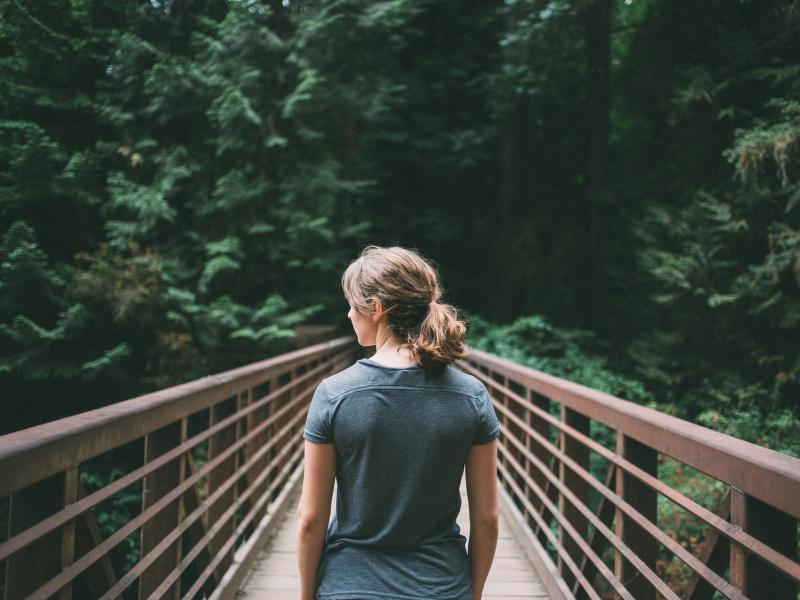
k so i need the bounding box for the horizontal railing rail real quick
[456,346,800,600]
[0,335,358,600]
[5,337,797,600]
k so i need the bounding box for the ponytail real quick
[342,245,468,371]
[406,300,467,370]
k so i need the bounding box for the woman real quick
[296,245,501,600]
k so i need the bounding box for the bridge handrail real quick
[464,347,800,519]
[3,338,797,600]
[459,346,800,600]
[0,335,358,600]
[0,335,354,497]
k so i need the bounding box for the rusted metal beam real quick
[462,347,800,520]
[0,336,355,497]
[4,472,65,600]
[496,457,606,600]
[459,358,800,586]
[0,353,345,563]
[730,487,797,599]
[497,442,634,599]
[138,420,184,600]
[207,396,239,578]
[210,447,307,600]
[459,359,750,598]
[534,452,560,548]
[497,421,677,599]
[525,389,553,544]
[614,434,657,600]
[559,407,590,591]
[59,466,78,600]
[8,350,354,600]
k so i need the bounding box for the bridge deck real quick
[238,474,551,599]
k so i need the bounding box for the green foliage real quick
[104,170,179,250]
[725,98,800,189]
[624,0,800,457]
[79,466,142,572]
[0,0,795,469]
[164,286,322,350]
[465,311,650,403]
[0,0,388,439]
[1,0,800,595]
[0,221,102,378]
[697,405,800,458]
[656,458,727,590]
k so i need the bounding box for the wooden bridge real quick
[1,336,798,600]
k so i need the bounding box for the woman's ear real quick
[371,300,385,322]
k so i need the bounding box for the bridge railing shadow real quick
[0,335,357,600]
[457,347,800,600]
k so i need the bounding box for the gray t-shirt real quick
[302,356,501,600]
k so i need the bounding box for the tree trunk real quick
[582,0,612,328]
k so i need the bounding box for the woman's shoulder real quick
[319,358,484,401]
[316,361,360,398]
[438,363,486,397]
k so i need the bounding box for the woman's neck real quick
[371,339,418,368]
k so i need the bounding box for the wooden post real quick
[614,434,657,600]
[238,388,256,539]
[506,380,526,495]
[206,397,238,579]
[59,465,79,600]
[5,472,68,600]
[254,378,277,521]
[266,373,281,505]
[730,486,797,599]
[729,487,747,592]
[273,369,293,487]
[559,406,590,590]
[492,372,507,485]
[139,420,184,600]
[293,364,309,443]
[247,378,273,527]
[526,390,552,545]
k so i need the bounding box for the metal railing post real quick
[139,420,184,600]
[614,433,657,600]
[730,487,797,599]
[559,406,590,591]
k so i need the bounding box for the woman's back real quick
[303,356,500,599]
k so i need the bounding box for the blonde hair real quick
[341,245,467,370]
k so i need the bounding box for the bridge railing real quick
[0,335,357,600]
[458,347,800,600]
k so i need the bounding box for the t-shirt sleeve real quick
[472,383,500,445]
[303,379,334,444]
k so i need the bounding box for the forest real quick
[1,0,799,595]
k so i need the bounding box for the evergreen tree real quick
[0,221,122,431]
[623,0,800,453]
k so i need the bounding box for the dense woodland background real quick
[1,0,799,594]
[2,0,797,450]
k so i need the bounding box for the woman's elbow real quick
[296,508,328,530]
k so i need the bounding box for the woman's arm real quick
[297,440,337,600]
[465,439,500,600]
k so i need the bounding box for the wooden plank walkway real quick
[237,474,550,599]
